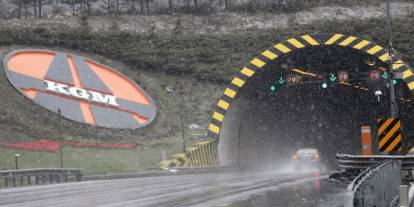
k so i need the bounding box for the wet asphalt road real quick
[0,171,346,207]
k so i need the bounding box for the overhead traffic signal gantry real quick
[320,73,338,90]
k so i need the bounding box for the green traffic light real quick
[321,83,328,89]
[278,77,285,85]
[270,85,276,92]
[392,79,397,85]
[329,73,337,82]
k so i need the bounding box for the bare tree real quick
[19,0,22,18]
[193,0,198,13]
[61,0,82,16]
[184,0,190,11]
[38,0,42,18]
[108,0,111,14]
[33,0,37,18]
[168,0,173,13]
[124,0,136,14]
[8,0,23,19]
[23,0,30,19]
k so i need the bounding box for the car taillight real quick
[293,155,298,160]
[314,154,320,160]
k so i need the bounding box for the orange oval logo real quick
[3,49,156,129]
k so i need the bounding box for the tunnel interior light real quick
[291,68,317,77]
[367,61,375,66]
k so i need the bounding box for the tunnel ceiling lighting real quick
[339,81,370,92]
[291,69,317,77]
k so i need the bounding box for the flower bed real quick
[0,139,139,152]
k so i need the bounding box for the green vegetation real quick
[1,17,413,82]
[0,136,189,175]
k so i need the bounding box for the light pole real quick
[387,0,398,118]
[58,109,64,168]
[166,87,186,152]
[14,153,21,170]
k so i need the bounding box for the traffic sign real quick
[3,49,157,129]
[338,71,349,82]
[394,72,403,79]
[369,70,380,80]
[287,75,303,85]
[329,73,337,82]
[377,118,402,152]
[278,77,285,85]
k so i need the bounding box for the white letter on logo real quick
[69,87,90,100]
[89,91,119,107]
[44,80,70,95]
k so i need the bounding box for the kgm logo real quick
[2,49,156,129]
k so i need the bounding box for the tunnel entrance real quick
[210,34,414,170]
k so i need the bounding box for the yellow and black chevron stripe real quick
[208,33,414,139]
[165,33,414,168]
[377,118,402,152]
[159,140,219,168]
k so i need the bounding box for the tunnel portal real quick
[212,35,414,170]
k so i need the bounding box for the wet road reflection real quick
[225,172,346,207]
[0,171,346,207]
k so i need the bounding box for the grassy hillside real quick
[0,16,413,173]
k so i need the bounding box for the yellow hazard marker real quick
[377,118,402,152]
[240,67,255,77]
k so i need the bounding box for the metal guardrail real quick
[84,166,236,181]
[337,154,414,170]
[0,168,82,188]
[345,160,401,207]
